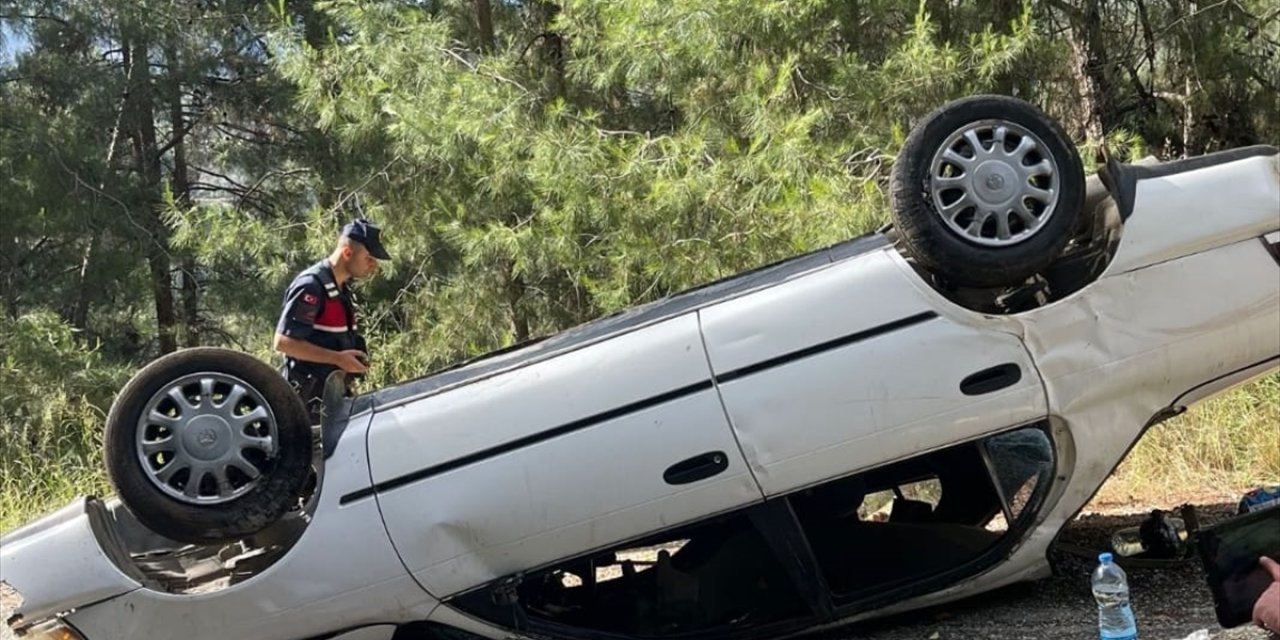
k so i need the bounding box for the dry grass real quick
[1091,373,1280,510]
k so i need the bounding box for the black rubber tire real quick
[103,347,311,544]
[890,95,1085,288]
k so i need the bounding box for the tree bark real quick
[71,232,100,330]
[1066,0,1113,144]
[2,234,18,321]
[127,37,177,354]
[506,266,530,344]
[475,0,495,52]
[166,45,200,348]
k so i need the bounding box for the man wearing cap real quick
[273,218,392,423]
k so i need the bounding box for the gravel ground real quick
[822,502,1278,640]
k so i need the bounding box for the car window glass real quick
[790,424,1054,599]
[984,427,1054,522]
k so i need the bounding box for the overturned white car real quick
[3,95,1278,640]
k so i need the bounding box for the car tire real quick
[890,94,1085,288]
[103,347,312,544]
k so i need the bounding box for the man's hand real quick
[1254,555,1280,633]
[335,349,369,374]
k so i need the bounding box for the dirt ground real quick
[821,501,1278,640]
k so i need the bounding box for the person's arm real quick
[1254,556,1280,633]
[275,279,368,374]
[274,333,367,374]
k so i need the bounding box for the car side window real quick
[788,423,1055,600]
[451,509,813,637]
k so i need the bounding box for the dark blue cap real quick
[340,218,392,261]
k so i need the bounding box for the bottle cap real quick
[1099,552,1113,563]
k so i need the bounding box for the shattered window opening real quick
[794,424,1055,599]
[455,424,1055,638]
[473,512,810,637]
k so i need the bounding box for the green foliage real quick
[2,0,1279,526]
[0,312,123,530]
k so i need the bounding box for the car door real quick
[699,247,1048,497]
[364,313,763,599]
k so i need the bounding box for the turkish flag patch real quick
[303,292,319,305]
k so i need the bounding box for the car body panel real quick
[63,414,439,640]
[370,314,762,598]
[367,314,728,484]
[700,249,1047,496]
[1105,152,1278,274]
[359,235,891,414]
[837,239,1279,628]
[0,499,142,628]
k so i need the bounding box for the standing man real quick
[274,218,392,423]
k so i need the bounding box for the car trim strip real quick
[341,311,938,504]
[713,311,939,384]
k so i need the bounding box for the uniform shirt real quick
[275,259,363,377]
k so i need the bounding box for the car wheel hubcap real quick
[136,373,278,505]
[928,119,1061,247]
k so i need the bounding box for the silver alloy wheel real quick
[928,119,1061,247]
[136,372,279,504]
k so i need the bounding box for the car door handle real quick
[960,363,1022,396]
[664,451,730,486]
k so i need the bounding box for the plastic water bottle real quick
[1092,552,1139,640]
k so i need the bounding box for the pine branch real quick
[1041,0,1083,24]
[190,165,252,191]
[157,110,206,157]
[51,148,175,261]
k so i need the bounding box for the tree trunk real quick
[2,234,18,321]
[506,266,530,344]
[72,232,100,330]
[1066,0,1113,144]
[166,45,200,348]
[475,0,495,52]
[537,2,565,98]
[127,37,177,354]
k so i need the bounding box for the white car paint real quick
[0,500,141,626]
[1106,153,1278,273]
[371,313,762,598]
[700,248,1046,496]
[790,151,1280,632]
[63,415,440,640]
